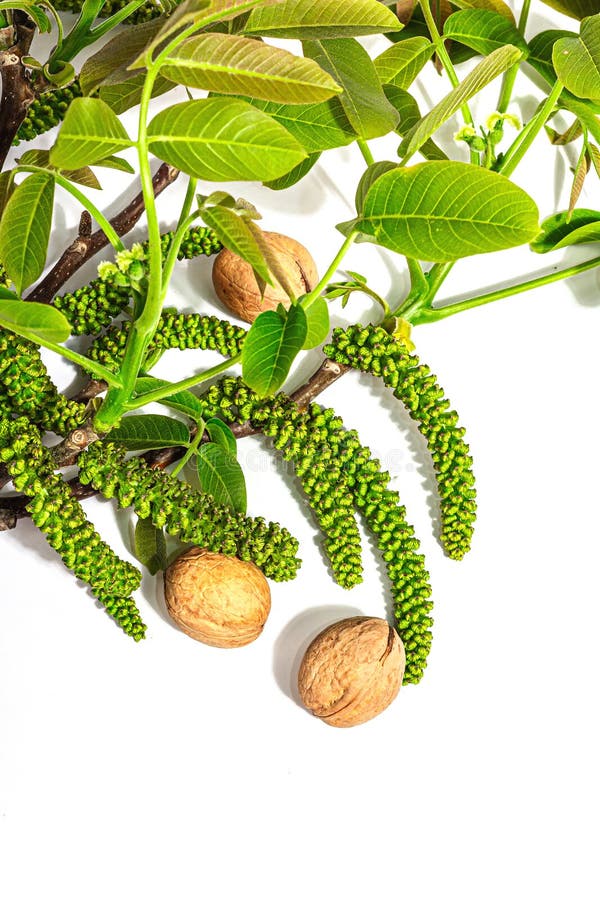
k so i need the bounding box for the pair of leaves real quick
[344,162,540,263]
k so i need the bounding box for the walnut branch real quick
[0,14,35,171]
[0,359,350,531]
[26,163,180,303]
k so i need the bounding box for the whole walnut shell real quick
[211,231,318,323]
[164,547,271,648]
[297,617,406,727]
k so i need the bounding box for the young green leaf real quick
[147,98,307,181]
[302,295,330,348]
[0,170,14,220]
[354,162,540,262]
[451,0,515,22]
[0,173,55,294]
[527,29,576,86]
[0,299,71,343]
[98,73,173,116]
[264,153,321,189]
[228,96,356,152]
[134,517,167,575]
[442,10,528,58]
[553,14,600,103]
[399,44,523,160]
[50,98,133,169]
[109,414,190,450]
[242,304,307,397]
[383,85,448,160]
[16,148,102,189]
[355,161,398,215]
[199,203,272,283]
[196,443,247,513]
[93,155,136,174]
[373,37,434,89]
[79,19,163,94]
[243,0,402,39]
[206,417,237,456]
[530,209,600,253]
[134,377,206,423]
[303,38,399,140]
[162,33,342,103]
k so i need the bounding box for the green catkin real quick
[0,415,145,639]
[87,311,246,372]
[201,378,363,589]
[199,378,433,683]
[0,329,87,435]
[78,440,301,582]
[14,81,83,145]
[53,227,222,336]
[324,324,477,561]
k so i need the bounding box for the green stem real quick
[48,0,147,70]
[497,0,531,113]
[161,177,198,297]
[30,336,123,386]
[170,421,206,477]
[410,254,600,325]
[357,139,375,167]
[497,80,563,178]
[126,354,242,409]
[394,260,454,318]
[302,231,358,310]
[18,166,125,252]
[419,0,478,164]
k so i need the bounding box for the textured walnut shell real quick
[164,547,271,648]
[297,617,405,727]
[211,231,318,323]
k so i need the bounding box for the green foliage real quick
[14,81,83,146]
[348,162,540,262]
[110,414,191,450]
[196,442,247,513]
[0,329,86,434]
[50,97,133,169]
[52,0,171,21]
[373,37,434,89]
[161,32,342,103]
[324,325,477,561]
[442,10,528,58]
[242,0,401,39]
[232,97,357,153]
[147,98,307,182]
[540,0,598,20]
[0,415,145,639]
[303,38,399,140]
[0,298,71,344]
[242,306,307,397]
[531,209,600,252]
[78,440,301,581]
[134,517,167,575]
[553,14,600,103]
[0,174,55,294]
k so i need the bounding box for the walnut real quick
[297,616,405,727]
[211,231,319,323]
[164,547,271,648]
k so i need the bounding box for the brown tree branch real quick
[0,14,35,171]
[0,359,350,530]
[26,163,180,303]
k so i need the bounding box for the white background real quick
[1,4,599,898]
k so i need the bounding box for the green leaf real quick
[162,33,341,103]
[99,71,173,116]
[450,0,515,21]
[383,85,448,161]
[50,98,133,169]
[242,304,307,397]
[200,203,271,283]
[93,155,135,175]
[134,377,206,423]
[303,38,399,139]
[206,417,237,456]
[302,295,330,348]
[399,44,523,160]
[0,173,55,294]
[0,299,71,343]
[196,443,247,513]
[264,152,321,189]
[553,14,600,103]
[134,517,167,575]
[232,96,356,152]
[527,29,576,86]
[147,97,307,181]
[0,171,14,221]
[355,161,398,215]
[109,414,190,450]
[531,209,600,253]
[442,10,529,58]
[79,19,163,94]
[354,162,540,262]
[243,0,402,39]
[374,37,434,89]
[540,0,598,20]
[16,148,102,189]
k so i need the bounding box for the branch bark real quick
[0,14,35,171]
[26,163,180,303]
